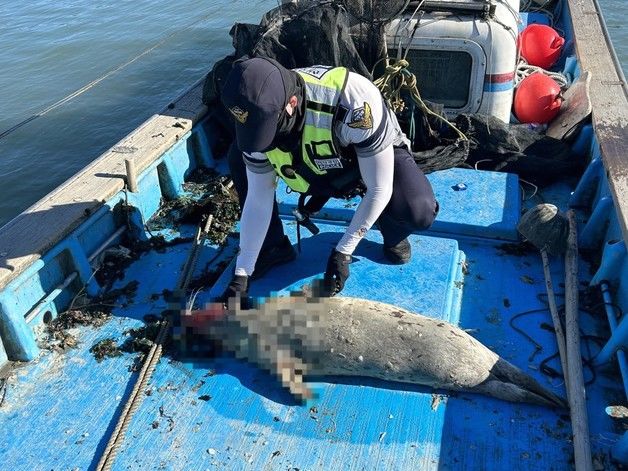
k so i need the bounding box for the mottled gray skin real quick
[204,296,566,408]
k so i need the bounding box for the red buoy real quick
[519,24,565,69]
[514,73,562,124]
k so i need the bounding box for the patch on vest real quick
[229,106,249,124]
[348,102,373,130]
[297,65,333,80]
[314,158,344,171]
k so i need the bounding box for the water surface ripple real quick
[0,0,625,227]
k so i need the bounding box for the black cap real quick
[221,57,287,153]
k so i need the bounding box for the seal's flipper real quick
[480,358,567,408]
[276,353,313,402]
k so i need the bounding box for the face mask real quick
[272,73,306,152]
[257,104,299,153]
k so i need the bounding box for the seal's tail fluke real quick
[482,359,567,408]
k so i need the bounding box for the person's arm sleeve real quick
[336,72,406,156]
[335,146,394,254]
[243,151,274,174]
[234,167,276,276]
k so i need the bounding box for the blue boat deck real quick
[0,161,622,470]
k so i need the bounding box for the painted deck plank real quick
[209,219,465,323]
[439,236,622,470]
[276,168,521,241]
[0,243,194,469]
[2,224,612,470]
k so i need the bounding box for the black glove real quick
[323,249,351,296]
[219,275,249,307]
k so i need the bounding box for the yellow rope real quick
[373,59,468,141]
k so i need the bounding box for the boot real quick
[252,235,297,279]
[383,238,411,265]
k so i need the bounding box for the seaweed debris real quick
[93,246,134,288]
[44,281,138,353]
[122,322,162,354]
[188,255,233,292]
[147,168,239,244]
[86,317,163,368]
[496,241,537,257]
[95,237,191,289]
[90,339,122,362]
[120,319,164,371]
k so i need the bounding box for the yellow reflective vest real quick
[266,66,361,196]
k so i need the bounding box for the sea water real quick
[0,0,277,227]
[0,0,625,227]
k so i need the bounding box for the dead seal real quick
[178,294,565,408]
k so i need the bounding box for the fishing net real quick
[201,1,386,160]
[202,1,403,105]
[342,0,410,23]
[455,114,581,185]
[201,0,579,186]
[340,0,410,80]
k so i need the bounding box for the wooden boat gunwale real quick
[566,0,628,243]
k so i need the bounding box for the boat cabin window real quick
[389,48,473,109]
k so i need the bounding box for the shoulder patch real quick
[229,106,248,124]
[297,65,333,80]
[347,102,373,130]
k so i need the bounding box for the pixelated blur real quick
[174,290,330,402]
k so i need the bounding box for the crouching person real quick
[220,58,438,299]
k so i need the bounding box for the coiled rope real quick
[372,58,468,141]
[515,59,570,90]
[95,214,213,471]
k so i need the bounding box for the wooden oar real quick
[517,204,569,392]
[518,204,593,471]
[565,210,593,471]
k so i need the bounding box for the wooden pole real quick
[540,249,569,400]
[564,210,593,471]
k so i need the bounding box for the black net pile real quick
[201,0,582,186]
[202,1,378,106]
[343,0,409,22]
[455,114,580,185]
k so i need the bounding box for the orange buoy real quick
[519,24,565,69]
[514,72,562,124]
